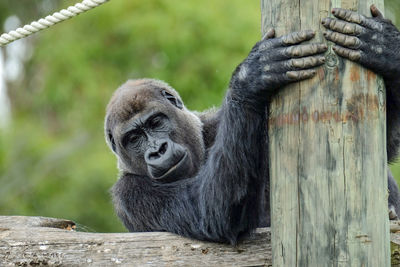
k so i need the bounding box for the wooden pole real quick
[261,0,390,265]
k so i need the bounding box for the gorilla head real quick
[105,79,205,182]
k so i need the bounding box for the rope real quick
[0,0,110,47]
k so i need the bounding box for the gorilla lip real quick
[152,153,188,180]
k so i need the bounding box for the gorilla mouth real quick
[151,153,188,181]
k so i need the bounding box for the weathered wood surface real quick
[391,221,400,266]
[0,216,271,266]
[262,0,389,266]
[2,216,400,266]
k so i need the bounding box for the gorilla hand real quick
[230,29,327,106]
[322,5,400,80]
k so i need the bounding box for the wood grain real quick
[2,216,400,266]
[261,0,389,266]
[0,216,271,266]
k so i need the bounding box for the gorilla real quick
[105,6,400,244]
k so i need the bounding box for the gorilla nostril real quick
[159,142,168,155]
[148,152,159,160]
[147,142,168,161]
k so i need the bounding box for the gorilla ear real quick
[162,90,183,109]
[107,132,117,152]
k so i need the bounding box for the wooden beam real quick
[0,216,271,266]
[261,0,389,265]
[2,216,400,266]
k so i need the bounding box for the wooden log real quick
[261,0,389,266]
[0,216,271,266]
[390,220,400,266]
[2,216,400,266]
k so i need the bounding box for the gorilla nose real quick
[145,139,176,167]
[144,139,186,179]
[147,141,169,161]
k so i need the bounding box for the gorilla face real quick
[105,79,205,182]
[120,110,191,181]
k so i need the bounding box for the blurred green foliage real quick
[0,0,261,232]
[0,0,399,232]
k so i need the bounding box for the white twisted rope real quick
[0,0,110,47]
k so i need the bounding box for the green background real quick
[0,0,399,232]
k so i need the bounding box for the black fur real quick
[106,8,400,244]
[386,78,400,163]
[388,169,400,218]
[106,31,327,244]
[112,92,268,243]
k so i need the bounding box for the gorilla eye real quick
[128,134,141,146]
[149,116,162,129]
[162,90,183,109]
[122,130,143,149]
[146,113,169,131]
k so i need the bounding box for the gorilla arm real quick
[112,31,327,244]
[112,93,269,244]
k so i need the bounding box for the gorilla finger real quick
[370,4,383,18]
[260,30,315,50]
[332,8,383,31]
[286,69,317,82]
[323,30,362,49]
[262,28,276,40]
[332,45,361,61]
[281,43,328,59]
[260,43,327,61]
[332,8,367,24]
[279,30,316,46]
[283,56,326,71]
[321,17,364,35]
